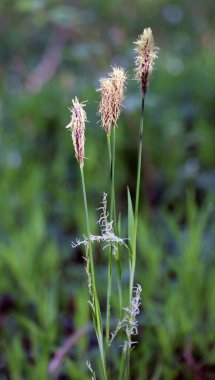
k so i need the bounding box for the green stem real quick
[116,249,122,315]
[119,346,129,380]
[80,167,91,239]
[80,167,107,380]
[105,128,115,350]
[130,96,145,301]
[106,248,112,347]
[105,134,112,351]
[110,127,116,220]
[107,134,112,167]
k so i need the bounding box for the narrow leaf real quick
[127,186,134,245]
[117,212,121,236]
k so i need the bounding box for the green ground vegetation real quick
[0,0,215,379]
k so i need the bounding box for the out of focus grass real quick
[0,0,215,379]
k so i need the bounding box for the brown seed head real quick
[66,97,87,168]
[134,28,159,95]
[97,66,126,135]
[97,77,113,135]
[111,66,127,126]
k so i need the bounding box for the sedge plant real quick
[130,27,159,301]
[66,28,158,379]
[97,66,127,355]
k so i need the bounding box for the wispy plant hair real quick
[110,284,142,349]
[134,28,159,95]
[66,97,87,167]
[97,66,126,135]
[72,193,126,254]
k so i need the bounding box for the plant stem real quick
[105,127,115,350]
[80,167,91,239]
[110,127,116,220]
[107,134,112,167]
[106,246,112,348]
[80,167,107,380]
[119,346,129,380]
[116,249,122,315]
[130,96,145,301]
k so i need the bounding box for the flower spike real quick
[134,28,159,95]
[66,97,87,168]
[97,66,126,135]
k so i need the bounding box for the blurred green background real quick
[0,0,215,379]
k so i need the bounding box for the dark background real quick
[0,0,215,379]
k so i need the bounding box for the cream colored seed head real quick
[66,97,87,168]
[134,28,159,95]
[97,77,113,135]
[97,66,126,135]
[110,66,127,126]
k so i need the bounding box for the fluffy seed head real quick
[72,192,126,254]
[110,284,142,349]
[111,66,127,125]
[66,97,87,168]
[134,28,159,95]
[97,77,113,135]
[97,66,126,135]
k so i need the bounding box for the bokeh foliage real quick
[0,0,215,379]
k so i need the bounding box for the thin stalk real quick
[80,167,107,380]
[111,128,123,327]
[107,134,112,167]
[119,346,129,380]
[105,127,115,350]
[116,249,122,315]
[106,247,112,348]
[119,96,145,379]
[130,96,145,301]
[110,127,116,220]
